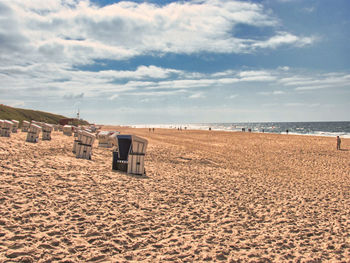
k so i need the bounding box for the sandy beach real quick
[0,127,349,262]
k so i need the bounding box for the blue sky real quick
[0,0,349,124]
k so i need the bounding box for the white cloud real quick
[252,32,315,49]
[278,66,290,71]
[229,94,238,99]
[259,90,285,95]
[0,0,316,69]
[189,92,205,99]
[303,7,315,13]
[0,99,26,107]
[281,73,350,91]
[295,85,331,91]
[108,94,119,100]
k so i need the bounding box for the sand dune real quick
[0,128,349,262]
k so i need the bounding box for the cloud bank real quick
[1,0,315,67]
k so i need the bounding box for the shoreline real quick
[106,124,350,138]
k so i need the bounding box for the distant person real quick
[209,127,211,131]
[337,136,341,150]
[152,128,155,133]
[242,128,245,132]
[149,128,151,132]
[286,129,289,134]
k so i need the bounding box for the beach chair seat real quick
[111,135,148,175]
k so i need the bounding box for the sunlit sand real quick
[0,127,349,261]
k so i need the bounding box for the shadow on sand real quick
[111,169,150,179]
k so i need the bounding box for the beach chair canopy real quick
[43,123,53,131]
[112,135,148,161]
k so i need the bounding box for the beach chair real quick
[111,135,148,175]
[22,120,30,132]
[26,124,41,143]
[58,125,63,132]
[88,125,97,133]
[75,131,95,160]
[63,125,73,136]
[97,131,120,148]
[1,120,13,137]
[42,123,53,140]
[0,120,12,137]
[11,120,19,133]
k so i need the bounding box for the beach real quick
[0,127,349,262]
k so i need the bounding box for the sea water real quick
[134,121,350,138]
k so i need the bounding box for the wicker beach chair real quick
[111,135,148,175]
[1,120,13,137]
[22,120,30,132]
[42,123,53,140]
[63,125,73,136]
[75,131,95,160]
[26,124,41,143]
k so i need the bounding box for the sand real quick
[0,127,349,262]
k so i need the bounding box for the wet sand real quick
[0,127,349,262]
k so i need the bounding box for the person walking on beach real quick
[336,136,341,150]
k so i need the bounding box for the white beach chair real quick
[22,120,30,132]
[63,125,73,136]
[26,124,41,143]
[75,131,96,160]
[111,135,148,175]
[0,120,13,137]
[1,120,13,137]
[42,123,53,140]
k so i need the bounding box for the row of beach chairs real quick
[1,120,148,175]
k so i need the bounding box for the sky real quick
[0,0,349,125]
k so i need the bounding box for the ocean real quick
[134,121,350,138]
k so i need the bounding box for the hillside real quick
[0,104,89,125]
